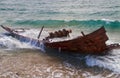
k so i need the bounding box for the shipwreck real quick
[1,25,120,55]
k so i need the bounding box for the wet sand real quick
[0,49,119,78]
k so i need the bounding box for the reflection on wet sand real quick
[0,49,119,78]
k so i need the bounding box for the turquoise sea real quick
[0,0,120,78]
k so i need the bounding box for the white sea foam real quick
[85,49,120,73]
[101,18,115,22]
[0,28,120,74]
[0,34,32,49]
[19,29,49,40]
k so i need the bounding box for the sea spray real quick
[0,34,33,49]
[85,49,120,73]
[0,0,120,77]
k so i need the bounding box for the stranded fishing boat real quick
[1,25,120,54]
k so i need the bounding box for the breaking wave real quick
[0,26,120,74]
[0,34,33,49]
[6,19,120,29]
[3,19,120,29]
[85,49,120,73]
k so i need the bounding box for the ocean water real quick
[0,0,120,78]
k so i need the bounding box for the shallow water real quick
[0,27,120,78]
[0,49,119,78]
[0,0,120,77]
